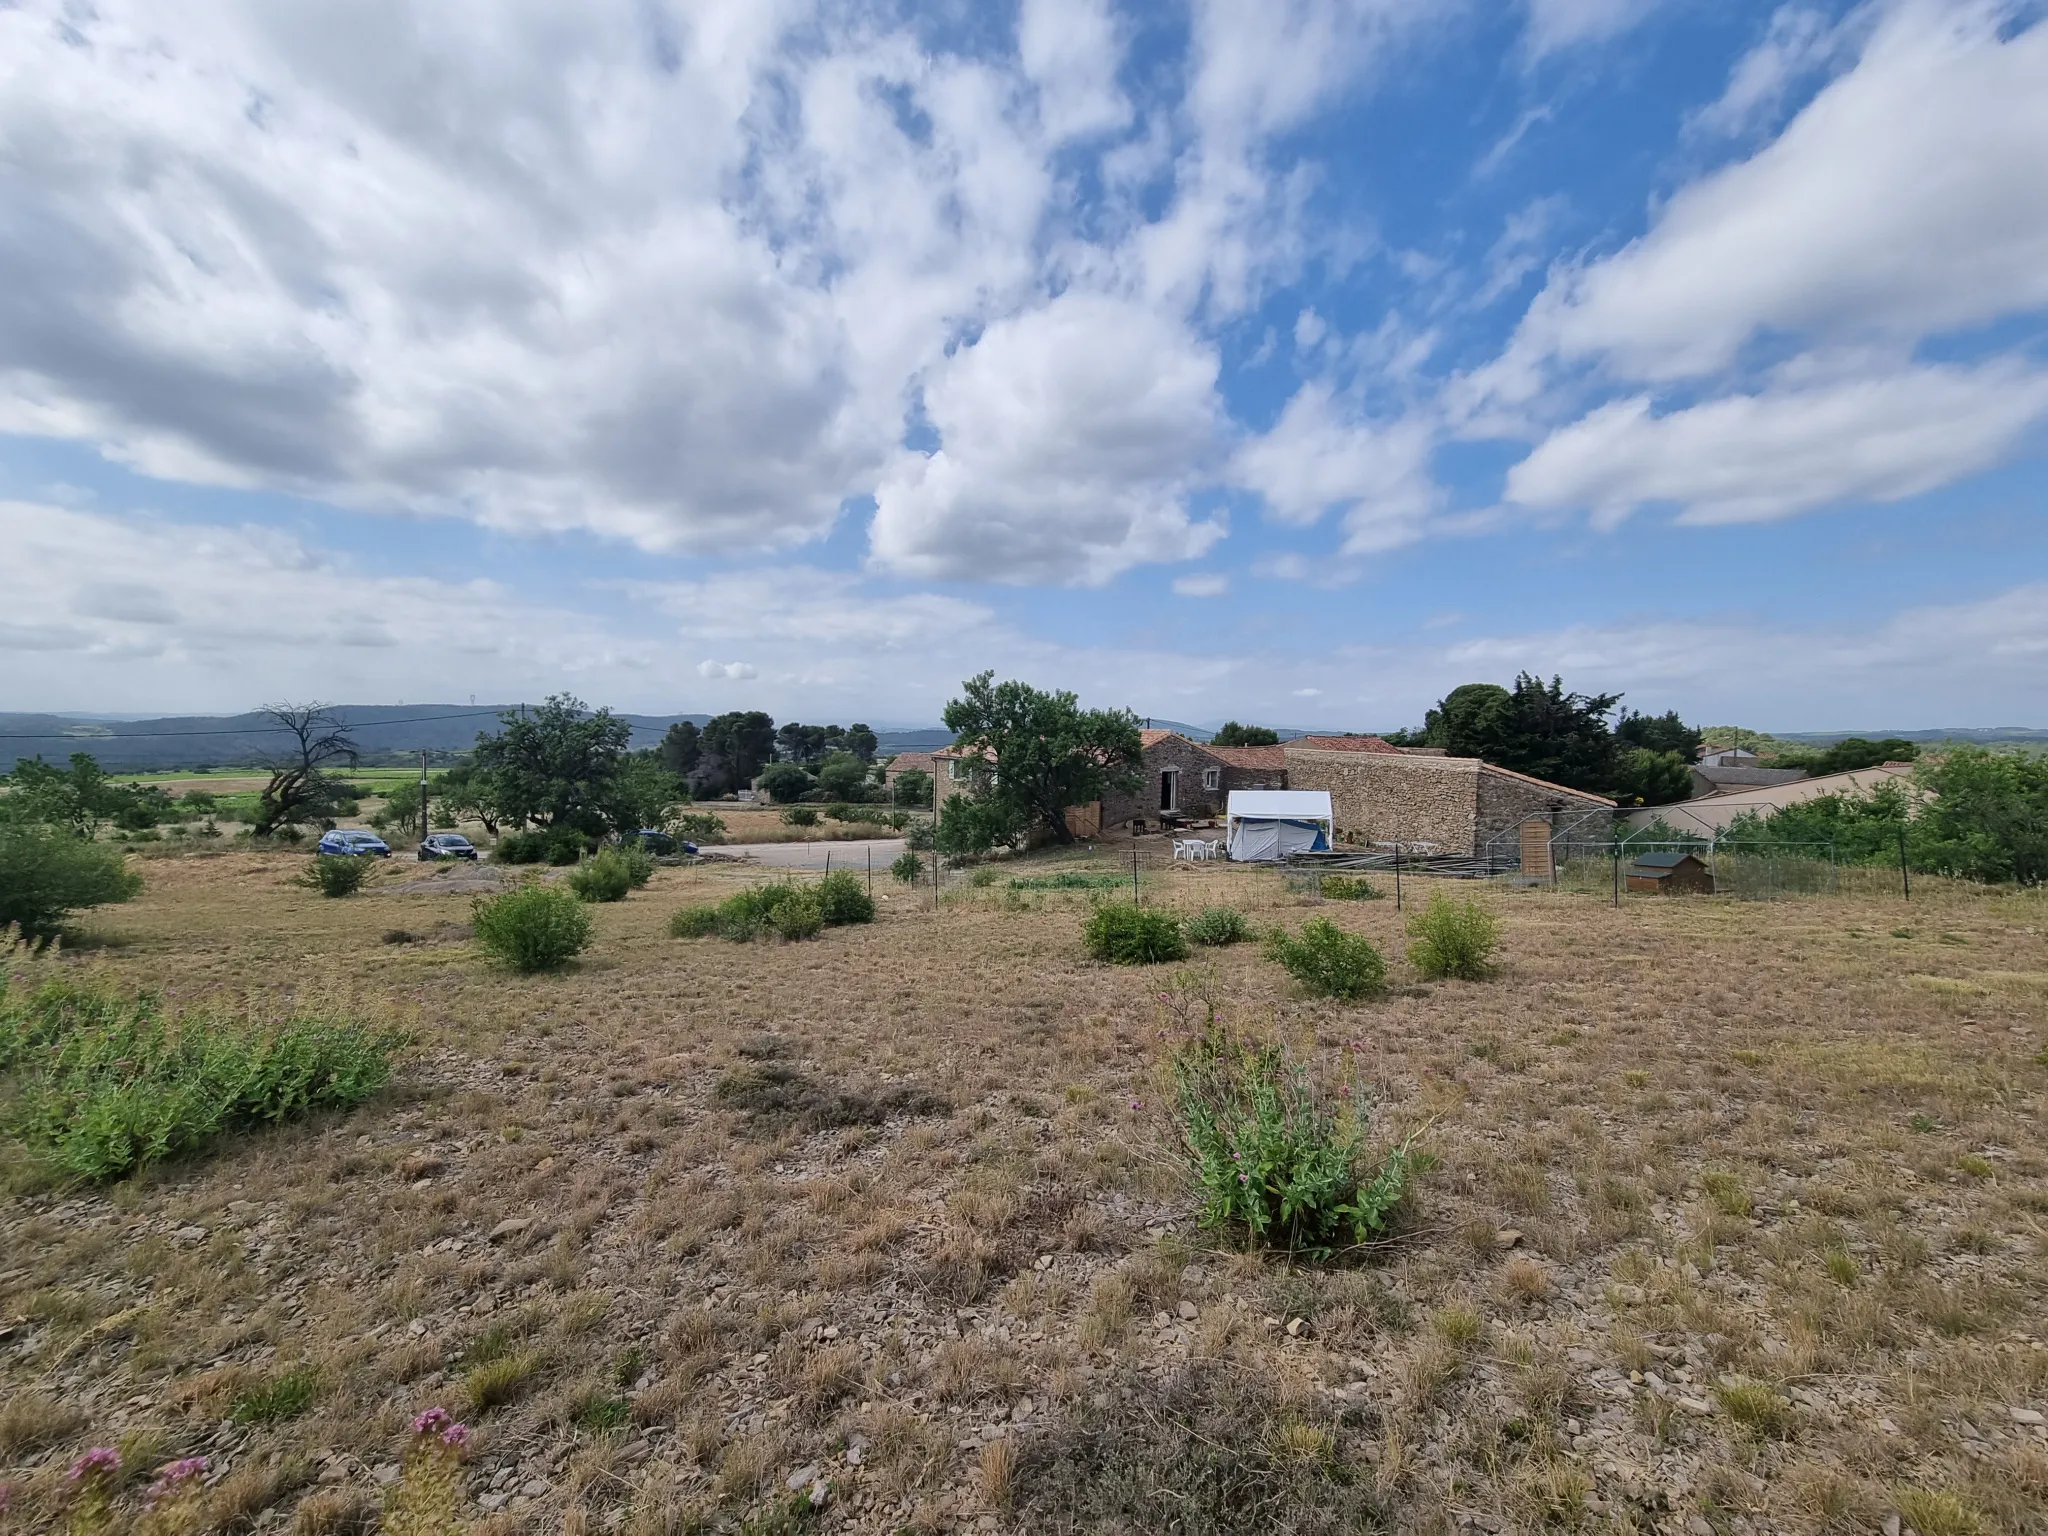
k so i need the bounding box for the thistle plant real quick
[383,1407,473,1536]
[64,1448,120,1536]
[138,1457,209,1536]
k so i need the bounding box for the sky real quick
[1,0,2045,732]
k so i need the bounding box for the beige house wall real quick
[1474,764,1614,856]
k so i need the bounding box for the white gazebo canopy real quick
[1225,790,1334,862]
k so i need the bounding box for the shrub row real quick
[669,872,875,944]
[491,828,596,866]
[567,846,656,903]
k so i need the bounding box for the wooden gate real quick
[1518,818,1554,880]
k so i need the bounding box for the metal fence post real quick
[1612,844,1620,908]
[1898,823,1911,901]
[1131,847,1141,905]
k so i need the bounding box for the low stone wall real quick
[1282,749,1482,854]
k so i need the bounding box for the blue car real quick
[418,833,479,861]
[317,829,390,857]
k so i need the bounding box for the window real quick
[947,758,968,783]
[1202,767,1220,791]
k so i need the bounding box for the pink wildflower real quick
[410,1406,452,1436]
[440,1422,471,1451]
[144,1456,209,1508]
[67,1448,120,1484]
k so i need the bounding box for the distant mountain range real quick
[0,707,953,771]
[3,707,2039,772]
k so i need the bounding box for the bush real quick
[883,809,912,831]
[685,881,832,943]
[1084,902,1187,965]
[472,883,593,972]
[1405,893,1499,981]
[782,805,820,827]
[905,819,937,852]
[490,831,544,865]
[568,848,635,903]
[1264,918,1386,1000]
[758,762,815,805]
[293,854,374,898]
[667,905,721,938]
[891,849,924,884]
[813,870,875,925]
[0,827,142,942]
[1319,874,1382,901]
[620,844,656,887]
[675,812,727,844]
[546,828,592,865]
[1169,1014,1412,1259]
[0,978,405,1180]
[1184,906,1251,947]
[769,888,824,941]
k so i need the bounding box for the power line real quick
[0,707,509,743]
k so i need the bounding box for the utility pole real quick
[418,750,429,841]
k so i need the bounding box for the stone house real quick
[1098,730,1229,829]
[1208,743,1287,790]
[882,751,939,802]
[1281,746,1614,857]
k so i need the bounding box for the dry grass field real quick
[2,846,2045,1535]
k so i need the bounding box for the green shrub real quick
[293,853,374,898]
[1319,874,1383,901]
[883,810,912,831]
[1264,918,1386,1000]
[675,812,727,844]
[490,831,544,865]
[1084,902,1187,965]
[824,802,864,822]
[546,828,591,865]
[668,905,722,938]
[905,819,937,853]
[0,826,142,941]
[768,888,824,941]
[620,845,656,887]
[1170,1015,1411,1258]
[813,870,874,925]
[891,849,924,883]
[1405,893,1499,980]
[1184,906,1251,946]
[472,884,593,972]
[568,848,635,903]
[0,978,404,1180]
[970,866,999,888]
[782,805,820,827]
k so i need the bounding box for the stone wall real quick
[1282,749,1482,853]
[1100,735,1228,828]
[1473,767,1614,863]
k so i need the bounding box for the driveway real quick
[711,838,907,871]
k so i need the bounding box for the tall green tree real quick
[694,711,776,795]
[1423,675,1620,794]
[471,694,632,832]
[1615,709,1702,761]
[1914,747,2048,884]
[3,753,128,838]
[657,720,702,777]
[843,723,879,764]
[1212,721,1280,747]
[941,672,1144,845]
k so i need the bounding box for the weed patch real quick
[1011,1363,1385,1535]
[1168,1006,1412,1259]
[0,978,403,1181]
[713,1063,947,1136]
[231,1364,319,1425]
[1319,874,1383,900]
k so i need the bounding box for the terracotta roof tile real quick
[1285,734,1402,753]
[1208,745,1286,769]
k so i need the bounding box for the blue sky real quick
[2,0,2045,731]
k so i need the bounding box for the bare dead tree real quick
[252,702,361,837]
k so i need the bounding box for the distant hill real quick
[0,706,957,772]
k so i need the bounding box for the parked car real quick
[317,829,390,857]
[418,833,479,861]
[626,828,676,855]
